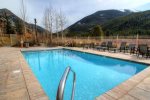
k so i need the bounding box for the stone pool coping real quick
[20,47,150,100]
[19,48,49,100]
[67,47,150,100]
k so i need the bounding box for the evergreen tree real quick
[15,19,24,35]
[3,11,15,34]
[92,25,104,39]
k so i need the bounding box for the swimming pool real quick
[22,49,147,100]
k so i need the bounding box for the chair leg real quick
[146,53,149,59]
[137,53,140,58]
[130,50,131,55]
[113,49,115,53]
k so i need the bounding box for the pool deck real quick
[0,47,150,100]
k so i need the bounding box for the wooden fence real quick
[0,34,150,47]
[52,35,150,46]
[0,34,18,46]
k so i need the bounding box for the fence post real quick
[136,34,139,47]
[116,34,119,48]
[87,36,89,44]
[10,34,13,46]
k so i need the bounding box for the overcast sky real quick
[0,0,150,27]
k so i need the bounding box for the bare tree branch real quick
[58,9,67,40]
[43,6,54,44]
[20,0,27,35]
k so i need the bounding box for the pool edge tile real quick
[19,51,49,100]
[65,47,150,100]
[18,47,150,100]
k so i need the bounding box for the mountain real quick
[103,10,150,36]
[67,9,133,36]
[1,8,149,36]
[0,8,45,34]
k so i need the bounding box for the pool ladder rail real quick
[56,67,76,100]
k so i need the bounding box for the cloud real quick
[0,0,150,27]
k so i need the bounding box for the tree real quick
[20,0,27,35]
[1,10,15,34]
[15,19,24,35]
[92,25,104,40]
[43,6,54,44]
[58,10,67,40]
[54,11,60,39]
[34,18,38,43]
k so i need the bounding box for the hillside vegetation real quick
[67,10,150,36]
[0,8,150,37]
[0,8,45,34]
[103,10,150,36]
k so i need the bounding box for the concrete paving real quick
[69,47,150,100]
[0,47,48,100]
[0,47,150,100]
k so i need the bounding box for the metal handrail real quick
[56,67,76,100]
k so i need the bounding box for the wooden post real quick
[116,34,119,48]
[21,37,23,48]
[10,34,12,46]
[34,18,38,44]
[136,34,139,47]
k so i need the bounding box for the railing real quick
[56,67,76,100]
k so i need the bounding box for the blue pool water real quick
[23,49,147,100]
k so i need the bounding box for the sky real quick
[0,0,150,28]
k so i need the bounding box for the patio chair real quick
[137,44,149,58]
[89,43,95,49]
[126,44,136,54]
[119,42,127,52]
[95,42,107,51]
[83,44,90,49]
[148,47,150,58]
[107,41,118,52]
[107,41,112,50]
[83,43,94,49]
